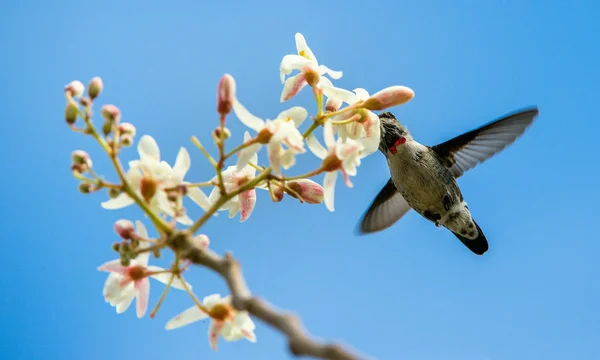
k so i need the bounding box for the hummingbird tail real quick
[450,220,489,255]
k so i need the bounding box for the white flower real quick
[321,87,381,157]
[279,33,343,102]
[100,135,211,224]
[97,221,191,318]
[208,132,268,222]
[232,100,307,175]
[306,120,365,211]
[165,293,256,351]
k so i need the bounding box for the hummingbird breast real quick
[387,141,464,224]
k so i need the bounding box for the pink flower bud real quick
[287,179,324,204]
[193,234,210,249]
[88,76,103,100]
[118,122,136,136]
[101,104,121,124]
[325,97,343,113]
[64,80,85,97]
[217,74,236,116]
[114,219,135,239]
[71,150,92,172]
[362,86,415,111]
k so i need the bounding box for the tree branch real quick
[168,230,369,360]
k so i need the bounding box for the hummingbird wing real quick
[359,178,412,234]
[431,107,539,178]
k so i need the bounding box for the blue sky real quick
[1,1,599,359]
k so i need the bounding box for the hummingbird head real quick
[378,112,412,154]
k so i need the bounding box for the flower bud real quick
[362,86,415,111]
[114,219,135,239]
[101,104,121,124]
[193,234,210,249]
[325,97,343,113]
[102,120,113,136]
[119,122,136,136]
[212,126,231,143]
[88,76,103,100]
[72,150,92,172]
[270,184,284,202]
[65,102,79,125]
[108,187,122,199]
[78,183,94,194]
[287,179,324,204]
[64,80,85,97]
[120,134,134,147]
[217,74,236,116]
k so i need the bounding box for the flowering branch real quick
[168,230,365,360]
[64,32,415,358]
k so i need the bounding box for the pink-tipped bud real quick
[114,219,135,239]
[193,234,210,249]
[88,76,103,100]
[64,80,85,97]
[287,179,324,204]
[119,122,136,136]
[101,104,121,124]
[71,150,92,172]
[65,102,79,125]
[217,74,236,116]
[325,97,343,113]
[362,86,415,111]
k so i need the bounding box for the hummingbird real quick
[358,106,539,255]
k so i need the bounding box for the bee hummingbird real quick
[358,107,539,255]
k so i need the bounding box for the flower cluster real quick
[63,32,414,352]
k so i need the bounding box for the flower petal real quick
[165,305,210,330]
[323,120,336,150]
[147,268,190,291]
[138,135,160,161]
[232,99,264,132]
[236,143,261,170]
[280,54,313,82]
[172,147,191,181]
[101,193,135,210]
[187,186,212,211]
[115,291,135,314]
[353,88,371,101]
[134,221,151,266]
[135,278,150,318]
[239,189,256,222]
[176,213,194,225]
[209,321,224,351]
[267,142,283,175]
[318,64,342,80]
[203,294,223,307]
[277,106,308,128]
[359,111,381,156]
[295,33,317,63]
[97,259,126,274]
[103,272,125,301]
[280,73,307,102]
[306,133,328,160]
[322,84,358,105]
[323,171,338,212]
